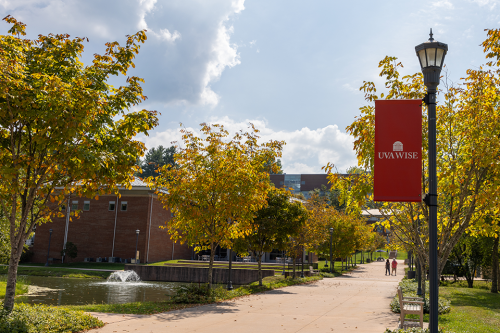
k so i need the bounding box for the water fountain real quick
[106,270,142,282]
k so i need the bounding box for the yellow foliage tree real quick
[149,123,284,288]
[0,16,158,311]
[327,29,500,286]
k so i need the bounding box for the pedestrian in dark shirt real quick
[385,259,390,275]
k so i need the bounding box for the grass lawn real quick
[0,276,29,298]
[1,266,112,279]
[19,262,125,270]
[436,280,500,333]
[65,274,323,315]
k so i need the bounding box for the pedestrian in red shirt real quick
[391,259,398,276]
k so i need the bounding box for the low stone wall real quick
[125,265,275,285]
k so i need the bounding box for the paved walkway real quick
[10,265,118,272]
[88,260,405,333]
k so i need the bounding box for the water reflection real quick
[16,275,181,306]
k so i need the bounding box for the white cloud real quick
[137,0,181,43]
[433,0,454,9]
[0,0,243,107]
[342,83,360,94]
[138,117,357,174]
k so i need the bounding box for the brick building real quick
[31,178,192,264]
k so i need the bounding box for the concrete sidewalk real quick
[88,260,405,333]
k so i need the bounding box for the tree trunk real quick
[4,247,21,311]
[258,252,263,286]
[491,237,498,293]
[208,243,215,290]
[292,257,296,279]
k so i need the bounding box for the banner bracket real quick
[423,193,438,207]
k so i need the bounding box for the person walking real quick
[391,259,398,276]
[385,259,390,276]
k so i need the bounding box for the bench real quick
[397,286,424,329]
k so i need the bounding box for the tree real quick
[0,16,158,311]
[448,233,489,288]
[264,158,283,175]
[140,145,176,178]
[304,194,372,271]
[60,241,77,263]
[149,123,284,288]
[237,188,308,285]
[327,29,500,282]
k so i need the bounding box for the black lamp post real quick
[329,227,333,274]
[135,229,140,263]
[45,229,53,267]
[227,248,233,290]
[415,28,448,333]
[300,246,305,278]
[282,250,286,275]
[417,257,423,296]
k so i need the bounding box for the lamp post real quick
[45,229,53,267]
[135,230,140,263]
[417,258,423,296]
[300,246,305,278]
[415,28,448,333]
[226,248,233,290]
[282,250,286,275]
[329,228,333,274]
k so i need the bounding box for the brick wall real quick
[31,191,191,264]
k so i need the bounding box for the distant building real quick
[31,178,192,264]
[269,174,335,199]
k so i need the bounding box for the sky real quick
[1,0,498,173]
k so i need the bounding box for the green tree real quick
[140,145,176,178]
[237,188,308,285]
[264,158,283,175]
[149,123,284,288]
[60,241,77,263]
[0,16,158,311]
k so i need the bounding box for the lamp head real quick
[329,227,333,233]
[415,28,448,88]
[49,229,53,234]
[136,230,140,235]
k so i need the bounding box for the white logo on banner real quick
[378,141,418,159]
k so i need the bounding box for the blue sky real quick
[1,0,498,172]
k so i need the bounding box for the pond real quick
[16,274,184,306]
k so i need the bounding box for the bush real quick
[0,303,103,333]
[385,328,454,333]
[60,242,77,262]
[169,284,216,304]
[390,279,451,315]
[19,249,34,264]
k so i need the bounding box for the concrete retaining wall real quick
[125,265,275,285]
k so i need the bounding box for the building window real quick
[279,181,284,185]
[109,201,115,211]
[171,212,175,218]
[121,201,128,211]
[83,201,90,211]
[284,174,301,193]
[71,201,78,211]
[61,205,65,211]
[301,181,305,185]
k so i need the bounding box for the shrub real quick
[169,284,216,304]
[0,303,103,333]
[384,328,454,333]
[19,249,34,264]
[60,242,77,262]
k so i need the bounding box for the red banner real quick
[374,100,422,202]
